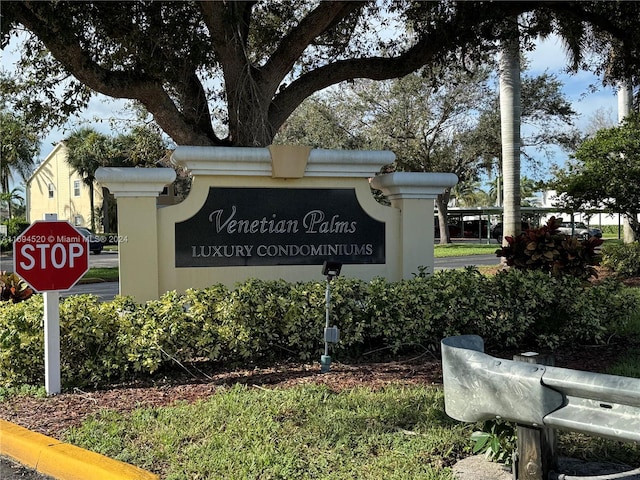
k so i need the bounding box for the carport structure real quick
[440,206,562,243]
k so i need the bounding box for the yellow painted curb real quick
[0,419,158,480]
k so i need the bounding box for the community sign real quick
[175,187,385,267]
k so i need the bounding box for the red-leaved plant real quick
[0,271,34,303]
[496,217,603,280]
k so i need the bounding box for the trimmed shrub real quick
[0,295,44,387]
[1,268,638,388]
[601,242,640,277]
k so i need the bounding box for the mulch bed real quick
[0,339,632,440]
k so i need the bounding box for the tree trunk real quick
[618,80,636,243]
[89,182,96,232]
[499,21,522,245]
[225,65,277,147]
[102,186,110,233]
[628,214,640,239]
[436,190,452,245]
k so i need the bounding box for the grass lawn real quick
[434,242,499,257]
[62,375,640,479]
[432,236,623,259]
[81,267,119,282]
[64,385,468,480]
[58,309,640,480]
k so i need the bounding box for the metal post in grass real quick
[513,352,557,480]
[320,261,341,373]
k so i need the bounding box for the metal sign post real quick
[320,261,341,373]
[13,221,89,395]
[43,291,61,394]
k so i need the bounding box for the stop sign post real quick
[13,221,89,395]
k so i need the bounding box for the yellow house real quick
[26,142,104,231]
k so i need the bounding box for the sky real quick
[522,35,619,180]
[528,35,619,125]
[4,32,621,187]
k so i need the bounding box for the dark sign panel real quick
[175,187,385,267]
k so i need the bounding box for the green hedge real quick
[601,242,640,277]
[594,225,621,236]
[1,268,638,388]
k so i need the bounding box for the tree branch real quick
[198,1,254,73]
[261,1,365,92]
[10,2,219,145]
[269,2,535,132]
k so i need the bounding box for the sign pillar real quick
[118,196,161,301]
[95,167,177,301]
[44,291,61,394]
[371,172,458,278]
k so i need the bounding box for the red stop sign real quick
[13,221,89,291]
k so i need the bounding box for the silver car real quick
[558,221,591,240]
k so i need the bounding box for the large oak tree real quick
[276,65,576,243]
[2,1,640,147]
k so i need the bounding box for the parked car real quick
[462,220,490,238]
[491,221,531,241]
[588,226,603,238]
[434,222,462,238]
[75,227,104,254]
[557,221,593,240]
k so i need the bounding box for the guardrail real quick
[443,334,640,479]
[442,335,640,479]
[441,335,640,443]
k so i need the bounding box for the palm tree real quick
[487,175,538,207]
[0,110,39,195]
[452,180,491,207]
[65,125,171,232]
[499,19,522,245]
[618,80,637,243]
[0,186,24,220]
[520,177,540,207]
[65,128,111,231]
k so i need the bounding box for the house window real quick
[48,183,54,199]
[73,180,81,197]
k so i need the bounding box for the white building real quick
[539,190,624,227]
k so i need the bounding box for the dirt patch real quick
[453,455,640,480]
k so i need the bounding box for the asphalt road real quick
[0,456,53,480]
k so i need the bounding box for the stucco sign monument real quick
[96,145,457,302]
